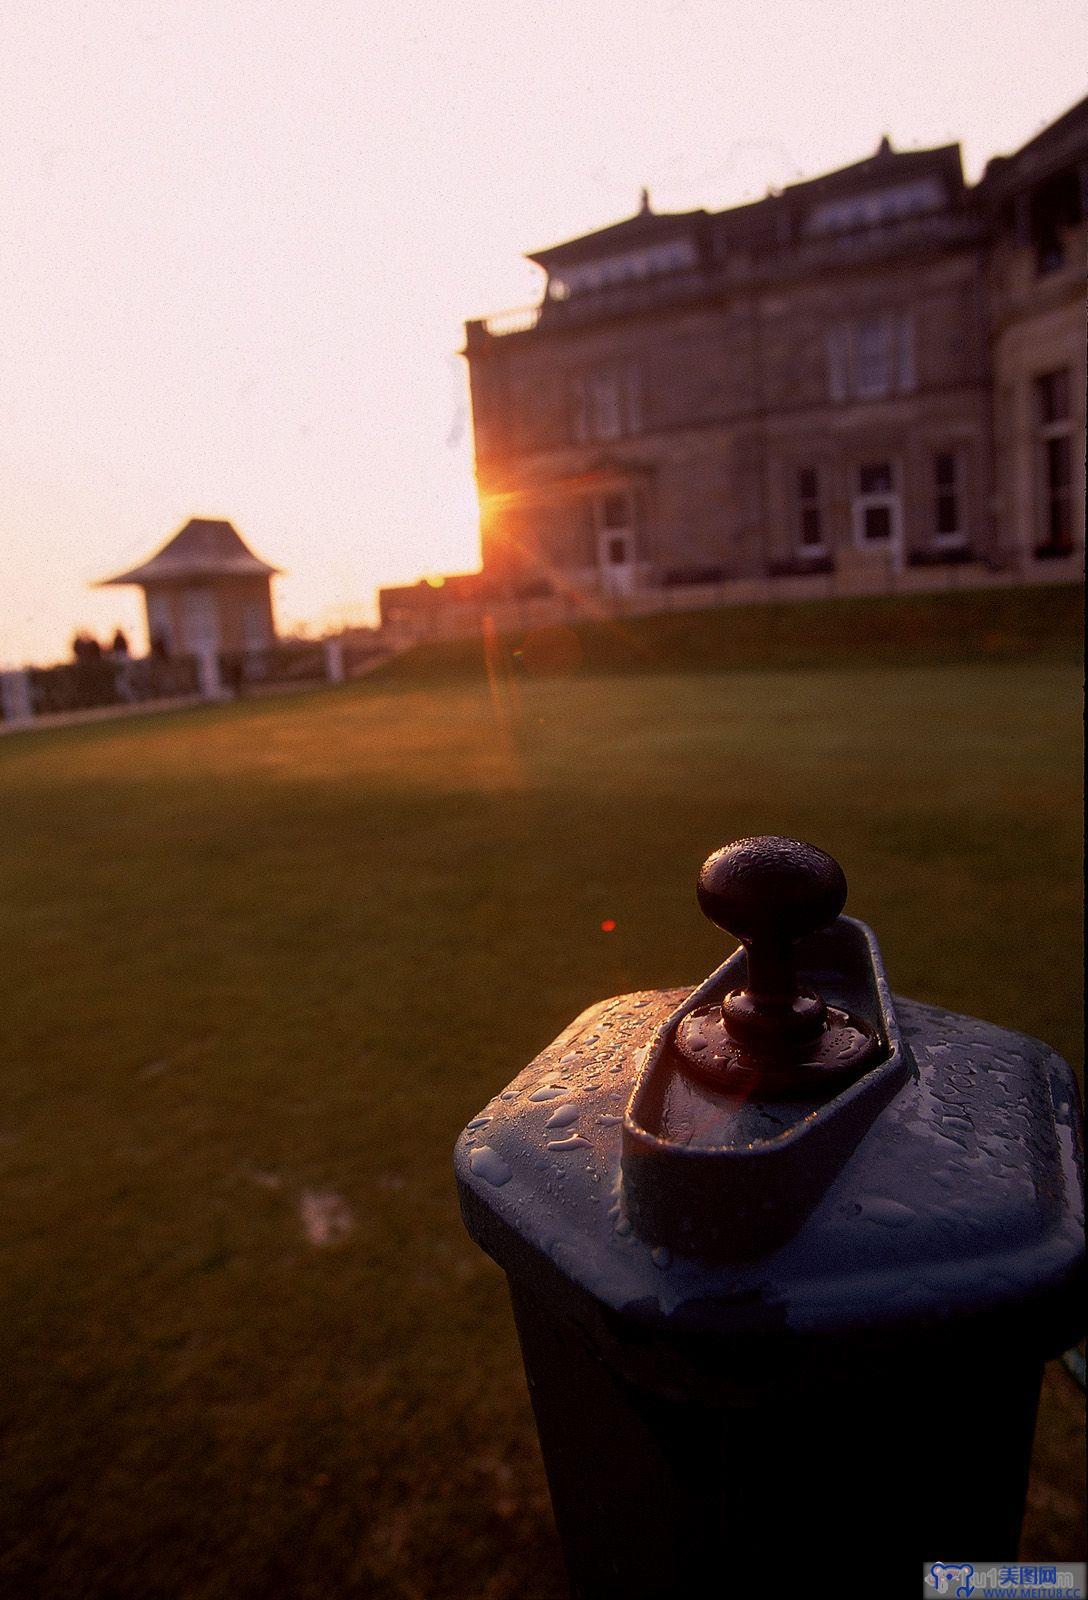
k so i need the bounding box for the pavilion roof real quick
[99,519,282,586]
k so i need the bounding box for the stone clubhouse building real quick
[380,95,1086,631]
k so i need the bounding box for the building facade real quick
[381,98,1085,630]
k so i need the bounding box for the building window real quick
[602,493,631,529]
[805,178,945,236]
[796,469,824,549]
[826,315,915,401]
[854,318,892,397]
[592,494,637,592]
[591,374,622,439]
[858,462,893,495]
[1035,370,1074,558]
[1037,369,1070,427]
[1029,168,1083,275]
[854,461,900,552]
[549,237,697,299]
[826,326,850,401]
[570,367,641,443]
[933,452,965,543]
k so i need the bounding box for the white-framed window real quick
[826,314,915,401]
[592,491,637,594]
[852,460,903,567]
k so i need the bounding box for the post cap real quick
[696,836,847,947]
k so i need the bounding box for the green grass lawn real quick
[0,589,1083,1598]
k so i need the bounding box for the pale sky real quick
[1,1,1085,664]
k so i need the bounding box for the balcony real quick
[471,266,720,344]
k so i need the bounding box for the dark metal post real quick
[455,837,1085,1598]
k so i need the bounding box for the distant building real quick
[99,518,281,655]
[380,96,1085,630]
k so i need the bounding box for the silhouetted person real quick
[110,629,129,658]
[70,632,109,707]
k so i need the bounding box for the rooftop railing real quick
[482,303,543,337]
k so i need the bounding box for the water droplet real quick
[598,1114,622,1127]
[864,1196,915,1228]
[466,1117,491,1130]
[546,1135,590,1151]
[469,1146,512,1186]
[529,1086,567,1102]
[545,1104,580,1130]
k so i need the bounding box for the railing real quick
[482,303,542,337]
[23,655,200,718]
[474,212,986,341]
[219,641,328,692]
[479,271,713,338]
[1,635,395,731]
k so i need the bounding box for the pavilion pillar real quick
[195,648,227,701]
[324,636,346,684]
[0,669,33,726]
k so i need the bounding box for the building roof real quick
[779,136,964,206]
[99,519,282,587]
[520,140,965,276]
[527,199,709,268]
[980,92,1088,197]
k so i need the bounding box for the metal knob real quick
[698,837,845,1052]
[675,836,879,1093]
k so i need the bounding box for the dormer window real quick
[805,178,944,237]
[547,237,697,300]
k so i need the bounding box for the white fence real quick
[0,636,392,732]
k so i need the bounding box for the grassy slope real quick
[379,580,1084,680]
[0,587,1083,1598]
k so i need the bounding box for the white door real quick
[181,588,220,653]
[146,591,175,652]
[242,599,270,651]
[852,461,903,570]
[596,493,638,596]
